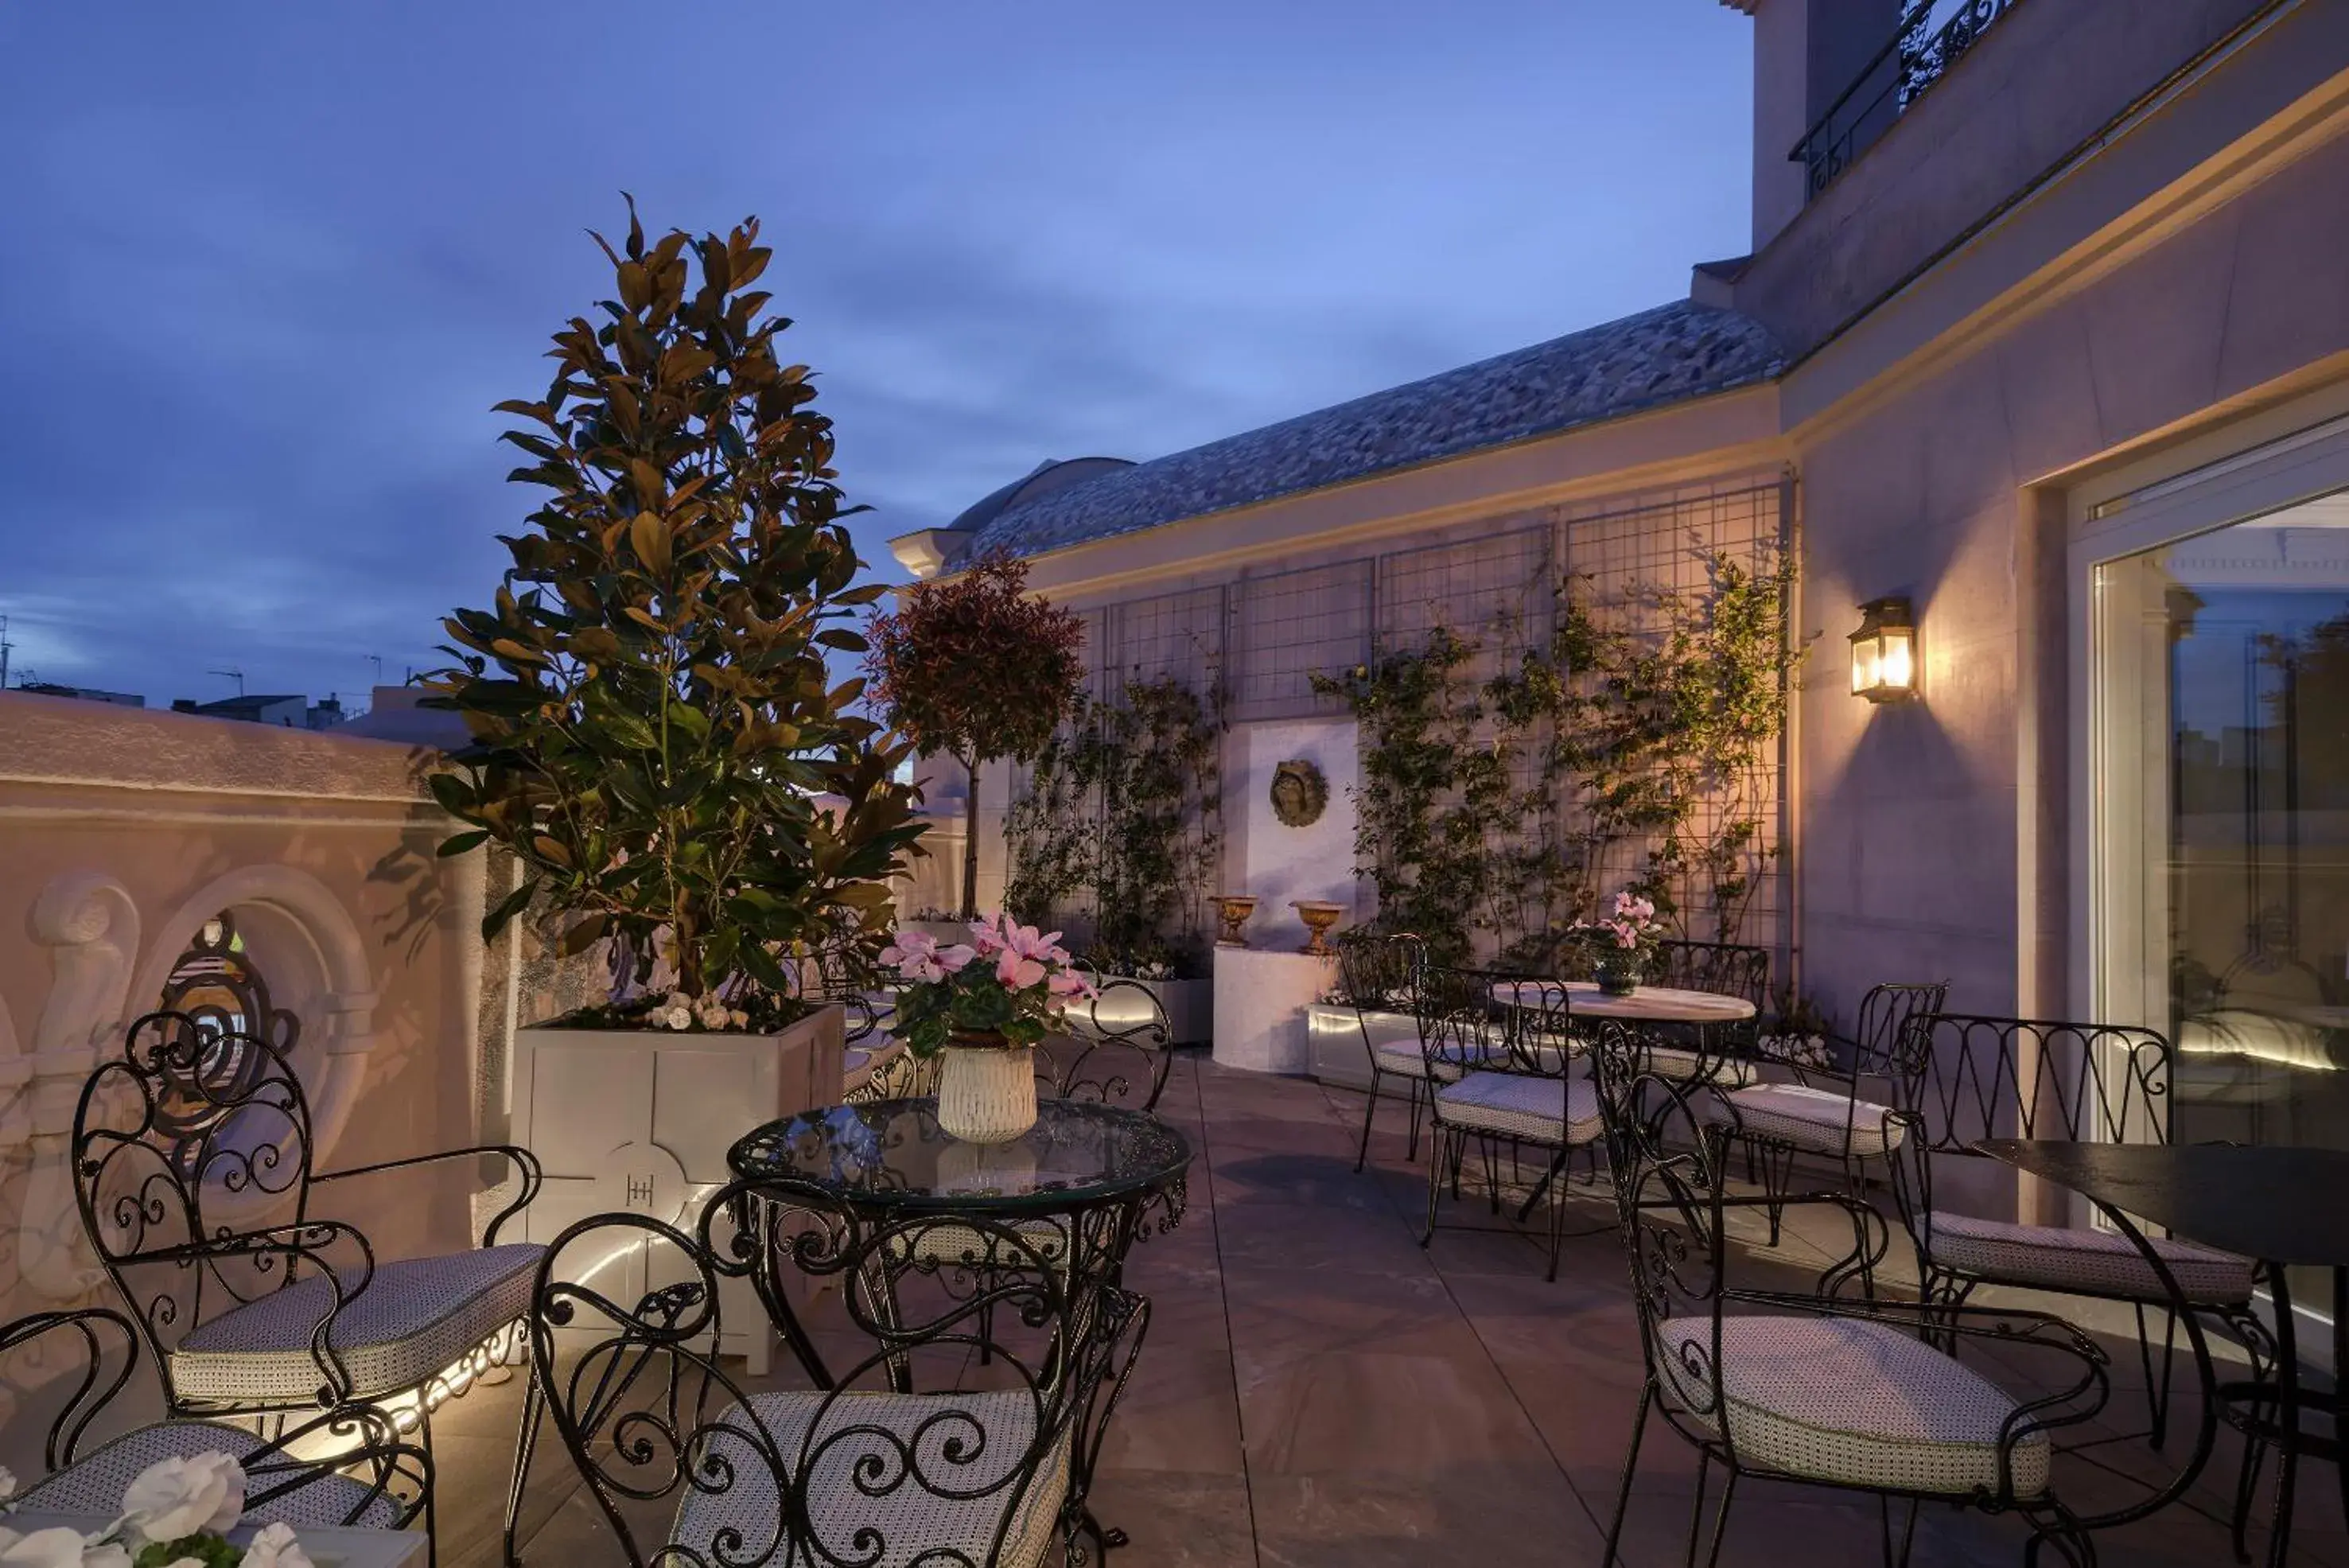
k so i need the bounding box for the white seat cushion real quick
[675,1389,1068,1568]
[1641,1045,1756,1088]
[1434,1072,1602,1145]
[1372,1038,1441,1078]
[173,1242,543,1404]
[1656,1315,2051,1498]
[1927,1211,2255,1305]
[15,1420,406,1527]
[1709,1083,1904,1157]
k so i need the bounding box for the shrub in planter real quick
[426,203,923,1368]
[425,200,923,1026]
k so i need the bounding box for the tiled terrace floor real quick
[438,1055,2349,1566]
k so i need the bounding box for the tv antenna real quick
[208,667,246,696]
[368,653,384,686]
[0,615,12,689]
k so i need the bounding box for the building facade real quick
[898,0,2349,1162]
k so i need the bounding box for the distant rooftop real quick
[965,299,1784,561]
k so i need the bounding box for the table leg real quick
[2266,1262,2300,1568]
[2335,1268,2349,1561]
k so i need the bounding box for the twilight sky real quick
[0,3,1752,710]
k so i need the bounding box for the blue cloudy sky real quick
[0,3,1752,709]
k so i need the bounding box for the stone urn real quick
[1213,894,1258,947]
[936,1032,1037,1143]
[1292,900,1344,957]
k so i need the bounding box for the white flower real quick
[82,1547,127,1568]
[240,1523,314,1568]
[728,1009,749,1029]
[120,1451,244,1543]
[694,996,731,1030]
[663,1006,694,1031]
[0,1528,97,1568]
[0,1467,15,1501]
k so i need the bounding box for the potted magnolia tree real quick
[426,204,923,1355]
[866,552,1086,917]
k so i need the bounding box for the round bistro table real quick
[1487,979,1758,1217]
[1488,977,1757,1023]
[728,1097,1194,1554]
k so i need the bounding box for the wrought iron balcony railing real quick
[1791,0,2025,200]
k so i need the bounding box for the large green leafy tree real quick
[426,201,924,1010]
[866,553,1087,917]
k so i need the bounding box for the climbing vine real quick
[1315,539,1802,963]
[1003,675,1226,973]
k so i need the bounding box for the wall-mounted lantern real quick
[1849,597,1917,703]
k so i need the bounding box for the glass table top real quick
[728,1097,1193,1213]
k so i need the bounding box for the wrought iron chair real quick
[530,1181,1151,1568]
[1335,930,1431,1171]
[1650,938,1774,1012]
[1415,968,1603,1282]
[1037,975,1175,1113]
[1889,1013,2257,1457]
[71,1010,543,1565]
[1705,980,1949,1243]
[1587,1023,2110,1568]
[0,1305,430,1531]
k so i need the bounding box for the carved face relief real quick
[1269,760,1328,828]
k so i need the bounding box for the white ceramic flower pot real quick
[937,1040,1038,1143]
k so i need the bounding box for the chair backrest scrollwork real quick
[1039,975,1174,1112]
[533,1184,1145,1568]
[71,1010,353,1393]
[1650,940,1773,1010]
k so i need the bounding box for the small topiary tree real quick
[425,200,924,1022]
[866,552,1087,916]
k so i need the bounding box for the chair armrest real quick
[123,1220,375,1404]
[0,1309,142,1470]
[1708,1191,1888,1298]
[316,1142,543,1245]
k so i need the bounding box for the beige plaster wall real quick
[0,692,491,1336]
[1788,99,2349,1025]
[1739,0,2278,356]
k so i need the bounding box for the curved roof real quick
[967,298,1784,561]
[948,456,1136,534]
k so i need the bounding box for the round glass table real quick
[728,1096,1193,1216]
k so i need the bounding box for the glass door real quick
[2093,493,2349,1190]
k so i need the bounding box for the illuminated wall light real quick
[1849,597,1919,703]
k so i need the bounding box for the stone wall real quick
[0,691,500,1414]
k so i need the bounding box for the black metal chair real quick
[1414,967,1601,1282]
[1709,980,1950,1244]
[530,1181,1151,1568]
[1335,930,1431,1171]
[70,1009,543,1566]
[1588,1023,2111,1568]
[1888,1014,2258,1459]
[0,1305,430,1531]
[1038,975,1175,1113]
[1650,939,1774,1013]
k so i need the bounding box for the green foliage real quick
[135,1535,241,1568]
[1309,629,1500,967]
[424,200,924,1006]
[1314,539,1803,963]
[866,551,1088,915]
[1003,675,1226,970]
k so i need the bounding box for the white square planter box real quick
[511,1004,845,1373]
[1094,976,1211,1046]
[1307,1002,1420,1095]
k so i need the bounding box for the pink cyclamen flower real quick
[1613,924,1639,950]
[996,948,1047,990]
[1048,967,1099,1001]
[968,913,1007,956]
[935,944,977,972]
